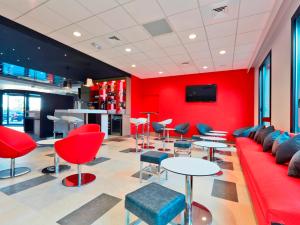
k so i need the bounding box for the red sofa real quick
[236,137,300,225]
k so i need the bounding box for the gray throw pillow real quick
[288,151,300,177]
[272,132,290,156]
[263,130,280,152]
[276,134,300,164]
[254,127,264,142]
[258,126,275,144]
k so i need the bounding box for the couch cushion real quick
[262,130,280,152]
[272,132,290,156]
[236,137,300,225]
[254,127,264,142]
[276,134,300,164]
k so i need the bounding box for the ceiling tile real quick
[239,0,276,17]
[236,30,261,46]
[126,52,149,62]
[177,27,207,44]
[77,16,113,36]
[233,60,248,69]
[76,0,118,14]
[93,48,124,59]
[118,26,151,42]
[209,35,235,50]
[205,20,237,39]
[97,7,137,30]
[145,49,167,58]
[169,53,191,64]
[163,45,187,56]
[234,50,253,61]
[184,41,210,53]
[198,0,221,6]
[123,0,165,24]
[116,0,132,4]
[0,0,47,14]
[0,2,25,19]
[16,15,53,34]
[113,45,141,55]
[200,0,239,25]
[235,43,256,53]
[190,51,212,61]
[134,39,160,52]
[158,0,198,16]
[152,57,174,65]
[168,9,204,31]
[237,12,270,34]
[72,37,111,53]
[154,33,181,48]
[20,6,70,32]
[46,0,92,23]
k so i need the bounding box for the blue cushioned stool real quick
[174,141,192,157]
[125,183,185,225]
[192,135,201,140]
[140,151,168,183]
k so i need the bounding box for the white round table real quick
[37,139,70,174]
[204,132,226,137]
[193,141,228,163]
[198,136,226,142]
[161,157,220,225]
[210,130,228,134]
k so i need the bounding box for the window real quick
[291,6,300,132]
[259,52,272,126]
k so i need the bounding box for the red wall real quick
[131,69,254,138]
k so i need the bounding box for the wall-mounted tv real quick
[186,84,217,102]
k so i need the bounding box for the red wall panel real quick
[131,69,254,138]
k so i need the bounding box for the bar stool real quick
[47,115,60,138]
[130,118,145,152]
[158,119,172,151]
[137,117,147,149]
[174,140,192,157]
[140,151,168,183]
[61,116,83,133]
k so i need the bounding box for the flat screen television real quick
[186,84,217,102]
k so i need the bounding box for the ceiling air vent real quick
[212,5,228,18]
[143,19,173,37]
[109,36,120,41]
[181,62,189,65]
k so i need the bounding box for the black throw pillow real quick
[248,125,264,139]
[254,127,264,142]
[272,132,290,156]
[249,131,255,139]
[258,126,275,144]
[288,151,300,177]
[276,134,300,164]
[263,130,280,152]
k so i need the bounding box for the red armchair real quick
[0,126,37,179]
[55,124,104,187]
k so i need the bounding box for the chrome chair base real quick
[62,173,96,187]
[0,167,31,179]
[41,165,70,174]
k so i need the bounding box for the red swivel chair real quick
[55,124,105,187]
[0,126,37,179]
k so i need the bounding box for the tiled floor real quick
[0,136,257,225]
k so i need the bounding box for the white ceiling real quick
[0,0,282,78]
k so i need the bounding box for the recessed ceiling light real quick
[203,66,208,69]
[0,52,3,55]
[158,71,163,74]
[131,64,136,68]
[125,48,132,52]
[64,53,67,57]
[189,33,197,40]
[73,31,81,37]
[12,48,15,51]
[219,50,226,55]
[27,57,30,60]
[37,46,41,50]
[17,59,20,62]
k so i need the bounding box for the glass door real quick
[259,52,271,126]
[2,93,25,127]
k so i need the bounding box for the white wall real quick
[253,0,300,131]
